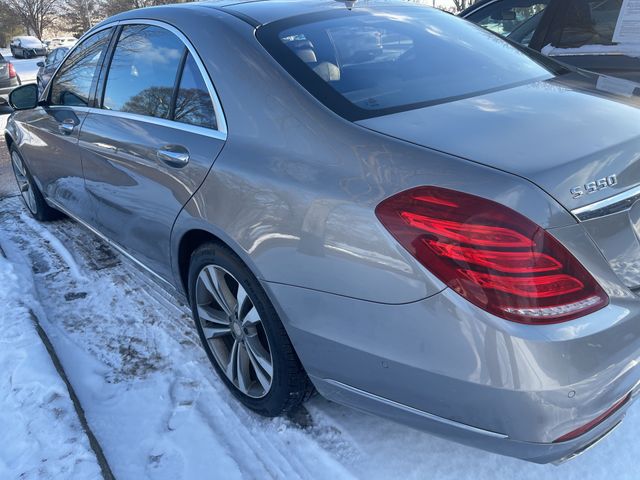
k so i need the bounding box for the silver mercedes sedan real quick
[5,0,640,464]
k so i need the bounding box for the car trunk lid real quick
[357,72,640,289]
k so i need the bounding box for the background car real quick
[36,47,69,91]
[10,36,47,59]
[461,0,640,82]
[0,52,20,105]
[47,37,78,51]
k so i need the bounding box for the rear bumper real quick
[0,77,21,104]
[311,376,634,464]
[265,281,640,463]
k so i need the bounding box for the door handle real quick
[58,119,75,135]
[157,146,190,167]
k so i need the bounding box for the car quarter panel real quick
[167,9,576,304]
[262,216,640,446]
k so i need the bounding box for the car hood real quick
[357,71,640,211]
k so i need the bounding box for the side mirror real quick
[37,61,44,67]
[9,84,39,110]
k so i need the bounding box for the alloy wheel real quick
[11,151,37,214]
[195,265,274,398]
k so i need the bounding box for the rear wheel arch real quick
[176,228,262,298]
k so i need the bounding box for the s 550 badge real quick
[571,175,618,199]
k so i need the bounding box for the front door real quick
[16,27,114,219]
[79,23,226,280]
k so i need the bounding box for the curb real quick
[0,244,116,480]
[28,310,116,480]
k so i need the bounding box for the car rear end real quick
[248,2,640,462]
[0,54,20,105]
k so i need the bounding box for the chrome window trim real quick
[571,184,640,222]
[45,18,228,138]
[86,107,227,141]
[106,19,227,135]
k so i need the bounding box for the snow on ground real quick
[0,243,102,479]
[1,194,640,480]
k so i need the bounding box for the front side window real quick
[466,0,549,37]
[102,25,184,119]
[174,54,217,129]
[258,8,561,120]
[50,28,113,107]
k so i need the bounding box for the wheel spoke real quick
[236,344,252,393]
[226,339,239,380]
[237,284,249,318]
[245,341,272,392]
[245,335,273,377]
[203,325,232,340]
[11,154,26,176]
[242,306,260,326]
[195,264,273,398]
[197,305,229,325]
[202,266,237,316]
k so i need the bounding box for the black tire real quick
[188,242,314,416]
[9,146,61,221]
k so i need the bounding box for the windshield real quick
[257,7,564,120]
[21,37,42,47]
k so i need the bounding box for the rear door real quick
[79,21,226,280]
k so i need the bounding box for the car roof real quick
[199,0,430,26]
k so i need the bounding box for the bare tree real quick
[63,0,98,36]
[99,0,177,18]
[1,0,59,39]
[0,2,21,46]
[451,0,479,12]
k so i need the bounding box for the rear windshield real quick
[257,7,563,120]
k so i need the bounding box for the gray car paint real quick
[5,0,640,463]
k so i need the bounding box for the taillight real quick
[375,186,608,324]
[8,62,16,78]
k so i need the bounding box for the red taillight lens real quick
[8,63,16,78]
[375,186,608,324]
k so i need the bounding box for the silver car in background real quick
[5,0,640,464]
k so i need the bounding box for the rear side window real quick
[174,53,217,130]
[50,28,113,107]
[103,25,184,119]
[258,8,560,120]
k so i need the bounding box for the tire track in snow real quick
[0,197,357,480]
